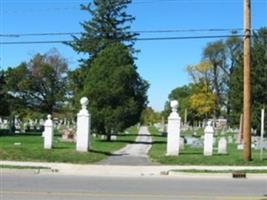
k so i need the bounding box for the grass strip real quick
[0,165,50,170]
[169,169,267,174]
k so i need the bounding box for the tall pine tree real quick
[70,0,138,60]
[68,0,138,104]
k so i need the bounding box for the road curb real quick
[1,160,267,178]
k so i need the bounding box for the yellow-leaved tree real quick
[187,61,216,119]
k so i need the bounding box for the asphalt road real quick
[1,171,267,200]
[99,126,153,165]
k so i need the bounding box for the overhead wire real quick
[0,28,245,38]
[0,34,245,45]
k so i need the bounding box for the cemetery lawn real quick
[0,127,138,164]
[149,127,267,166]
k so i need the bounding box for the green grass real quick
[0,165,51,169]
[149,126,267,166]
[0,127,138,164]
[169,169,267,173]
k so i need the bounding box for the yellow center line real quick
[0,190,264,200]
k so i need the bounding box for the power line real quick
[0,34,244,45]
[0,28,244,38]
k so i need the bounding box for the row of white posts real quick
[166,100,215,156]
[42,97,91,152]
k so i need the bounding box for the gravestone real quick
[228,135,233,144]
[111,135,117,141]
[61,128,75,142]
[191,139,203,148]
[43,115,53,149]
[180,137,185,150]
[166,100,180,156]
[76,97,91,152]
[100,135,107,140]
[236,114,243,144]
[237,144,243,150]
[218,137,227,154]
[203,121,214,156]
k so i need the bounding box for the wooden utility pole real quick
[243,0,252,161]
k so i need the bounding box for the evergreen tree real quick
[68,0,138,103]
[82,43,148,140]
[70,0,137,59]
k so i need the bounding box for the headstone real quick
[39,119,45,126]
[76,97,91,152]
[43,115,53,149]
[29,119,34,130]
[3,120,9,129]
[179,137,185,150]
[111,135,117,141]
[61,128,75,142]
[237,144,244,150]
[100,135,106,140]
[203,121,214,156]
[236,114,243,144]
[166,100,180,156]
[185,136,199,146]
[218,137,227,154]
[228,135,233,144]
[191,139,203,148]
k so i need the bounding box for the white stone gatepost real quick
[166,100,180,156]
[203,121,214,156]
[43,114,53,149]
[76,97,91,152]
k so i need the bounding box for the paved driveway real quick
[99,126,154,165]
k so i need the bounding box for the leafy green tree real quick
[203,40,228,116]
[82,43,148,140]
[0,70,10,116]
[5,49,68,115]
[163,84,195,124]
[140,107,161,125]
[229,28,267,131]
[225,36,242,74]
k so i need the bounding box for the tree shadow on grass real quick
[53,146,73,150]
[89,149,113,156]
[180,151,202,155]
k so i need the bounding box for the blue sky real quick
[1,0,267,111]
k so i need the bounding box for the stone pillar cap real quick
[170,100,178,109]
[80,97,89,107]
